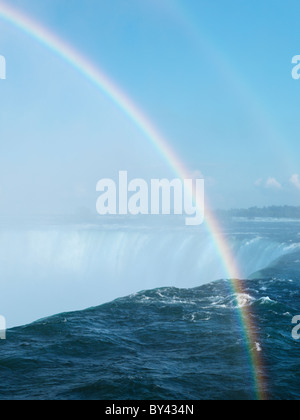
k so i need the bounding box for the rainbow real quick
[0,1,267,399]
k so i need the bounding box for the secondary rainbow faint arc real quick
[0,1,266,400]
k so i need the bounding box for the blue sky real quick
[0,0,300,215]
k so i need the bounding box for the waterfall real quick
[0,221,297,327]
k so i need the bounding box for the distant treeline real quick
[217,206,300,219]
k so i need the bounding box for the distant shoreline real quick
[1,206,300,226]
[216,206,300,220]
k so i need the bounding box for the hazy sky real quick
[0,0,300,215]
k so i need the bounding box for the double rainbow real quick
[0,1,266,400]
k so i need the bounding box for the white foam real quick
[235,293,255,308]
[255,342,262,352]
[259,296,276,305]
